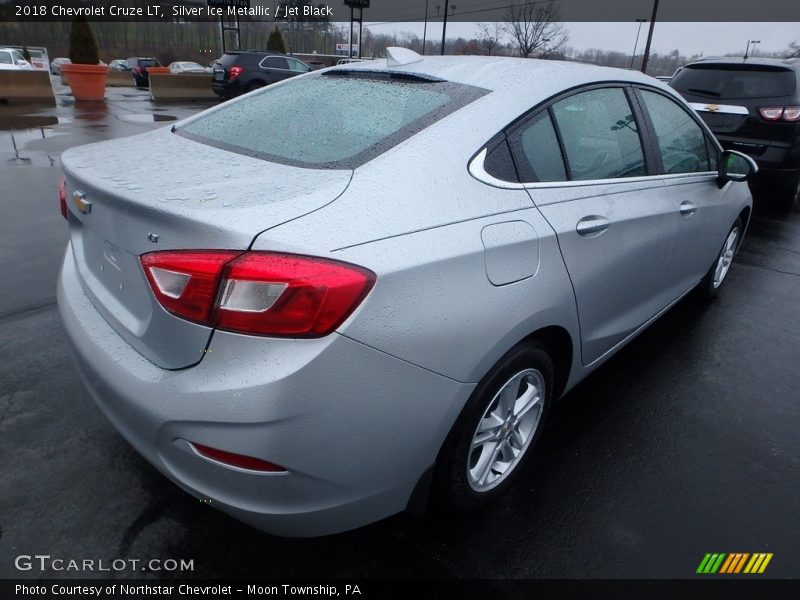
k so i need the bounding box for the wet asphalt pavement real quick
[0,77,798,583]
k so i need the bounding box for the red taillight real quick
[759,106,800,122]
[192,442,286,472]
[58,177,67,219]
[782,106,800,122]
[228,66,243,80]
[140,251,375,337]
[141,251,242,324]
[759,107,784,121]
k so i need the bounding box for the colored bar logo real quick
[697,553,773,574]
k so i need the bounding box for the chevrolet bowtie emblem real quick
[73,191,92,214]
[705,104,721,112]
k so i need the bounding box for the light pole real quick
[630,19,646,69]
[640,0,660,74]
[422,0,429,55]
[744,39,761,59]
[440,0,450,55]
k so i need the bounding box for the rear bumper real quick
[57,246,473,536]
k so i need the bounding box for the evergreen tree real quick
[68,16,100,65]
[267,28,287,54]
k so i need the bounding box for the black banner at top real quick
[0,0,799,22]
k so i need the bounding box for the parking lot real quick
[0,78,798,582]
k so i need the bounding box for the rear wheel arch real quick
[522,325,573,401]
[738,205,751,233]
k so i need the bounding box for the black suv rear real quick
[126,56,162,87]
[670,57,800,206]
[211,51,311,98]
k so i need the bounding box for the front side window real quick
[287,58,310,73]
[639,90,711,174]
[551,88,646,180]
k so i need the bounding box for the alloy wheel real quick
[712,227,740,288]
[467,368,545,492]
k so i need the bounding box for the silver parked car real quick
[58,48,756,537]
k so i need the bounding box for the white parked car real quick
[0,48,33,71]
[168,61,209,74]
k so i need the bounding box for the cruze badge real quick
[73,191,92,214]
[705,104,721,112]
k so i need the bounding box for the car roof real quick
[332,54,675,117]
[684,56,800,70]
[337,54,661,91]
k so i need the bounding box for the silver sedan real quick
[57,48,755,537]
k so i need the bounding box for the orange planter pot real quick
[61,63,107,101]
[146,66,170,75]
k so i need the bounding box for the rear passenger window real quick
[509,112,567,182]
[484,137,519,182]
[551,88,646,180]
[263,57,290,70]
[639,90,711,174]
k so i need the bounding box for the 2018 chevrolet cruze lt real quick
[58,48,756,537]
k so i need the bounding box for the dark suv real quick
[670,57,800,206]
[211,51,311,98]
[125,56,162,87]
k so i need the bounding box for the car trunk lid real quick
[61,127,352,369]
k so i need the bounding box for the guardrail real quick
[148,73,217,102]
[0,71,55,106]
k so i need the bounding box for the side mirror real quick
[718,149,758,188]
[17,60,28,66]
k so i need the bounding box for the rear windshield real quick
[176,72,487,169]
[139,59,158,67]
[671,64,796,99]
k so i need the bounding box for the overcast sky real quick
[363,22,798,57]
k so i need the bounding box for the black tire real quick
[432,342,554,513]
[698,217,744,299]
[780,175,800,209]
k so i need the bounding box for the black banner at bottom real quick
[3,579,799,600]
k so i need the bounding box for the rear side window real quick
[263,56,290,70]
[508,111,567,182]
[551,88,646,180]
[639,90,711,174]
[671,65,796,99]
[177,72,487,169]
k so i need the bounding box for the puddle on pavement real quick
[118,113,178,124]
[0,115,61,131]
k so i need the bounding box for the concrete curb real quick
[148,73,217,102]
[0,71,56,106]
[106,71,135,87]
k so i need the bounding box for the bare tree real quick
[505,1,568,58]
[476,22,504,56]
[787,40,800,58]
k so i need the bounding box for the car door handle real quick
[576,216,610,237]
[680,201,697,216]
